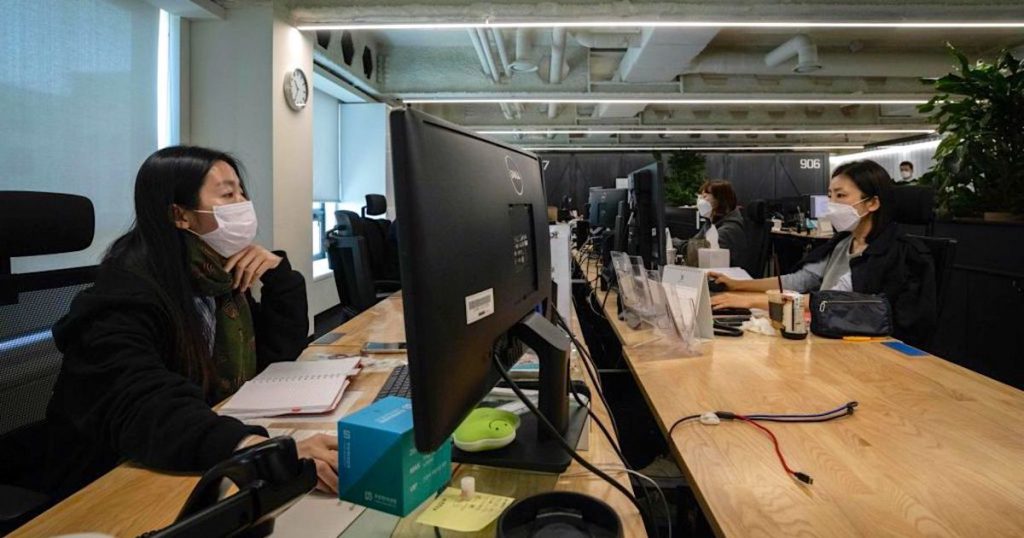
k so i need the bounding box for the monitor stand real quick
[452,311,589,473]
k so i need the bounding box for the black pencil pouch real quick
[810,291,893,338]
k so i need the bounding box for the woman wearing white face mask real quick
[709,160,936,346]
[42,146,340,505]
[680,180,748,267]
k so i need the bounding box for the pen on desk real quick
[842,336,888,342]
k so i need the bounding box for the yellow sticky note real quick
[415,487,515,533]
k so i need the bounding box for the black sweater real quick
[797,224,937,347]
[42,253,308,501]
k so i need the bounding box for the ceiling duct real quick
[570,31,640,49]
[765,34,822,74]
[510,29,538,73]
[686,51,951,78]
[548,27,567,119]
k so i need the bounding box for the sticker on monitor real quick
[465,288,495,325]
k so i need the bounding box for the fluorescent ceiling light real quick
[297,21,1024,31]
[521,145,865,152]
[830,139,941,161]
[480,128,934,135]
[406,97,930,105]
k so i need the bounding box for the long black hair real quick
[105,145,247,395]
[831,159,895,242]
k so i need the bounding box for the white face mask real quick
[900,170,913,180]
[192,201,258,257]
[821,198,868,232]
[696,197,713,218]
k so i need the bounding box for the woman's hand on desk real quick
[711,293,758,310]
[296,433,340,494]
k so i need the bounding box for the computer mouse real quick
[453,408,521,452]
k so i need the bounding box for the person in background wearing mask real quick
[40,146,339,504]
[680,180,747,268]
[898,161,916,183]
[709,160,936,346]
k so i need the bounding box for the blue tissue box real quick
[337,396,452,516]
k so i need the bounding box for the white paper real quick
[661,265,714,340]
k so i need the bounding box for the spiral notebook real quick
[220,358,362,419]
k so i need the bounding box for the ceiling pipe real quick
[570,30,640,49]
[466,29,494,81]
[765,34,822,73]
[510,29,538,73]
[475,27,501,82]
[548,27,567,119]
[491,28,512,77]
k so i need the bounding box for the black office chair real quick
[360,194,401,283]
[742,200,771,278]
[892,185,956,317]
[892,184,937,235]
[906,234,957,316]
[325,196,401,318]
[0,191,96,533]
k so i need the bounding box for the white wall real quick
[190,5,337,329]
[189,5,275,247]
[270,16,334,323]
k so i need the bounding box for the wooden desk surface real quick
[13,296,644,537]
[596,283,1024,537]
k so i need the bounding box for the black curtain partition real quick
[539,152,829,210]
[539,153,663,212]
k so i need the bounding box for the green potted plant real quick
[918,45,1024,221]
[657,151,706,207]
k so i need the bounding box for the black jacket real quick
[41,253,308,501]
[797,225,936,347]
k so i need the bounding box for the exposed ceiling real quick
[224,0,1024,152]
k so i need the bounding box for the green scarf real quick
[185,234,257,396]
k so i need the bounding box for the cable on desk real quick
[553,309,619,439]
[666,402,858,485]
[560,464,673,538]
[491,351,661,538]
[733,414,813,484]
[564,355,673,532]
[746,401,858,422]
[668,414,702,437]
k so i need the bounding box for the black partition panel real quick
[704,153,829,202]
[539,153,660,211]
[540,152,829,210]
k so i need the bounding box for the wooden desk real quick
[597,284,1024,537]
[13,295,644,537]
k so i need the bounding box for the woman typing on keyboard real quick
[708,160,936,346]
[40,146,339,504]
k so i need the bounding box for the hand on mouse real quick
[707,271,737,291]
[295,433,339,494]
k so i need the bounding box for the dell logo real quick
[505,155,524,196]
